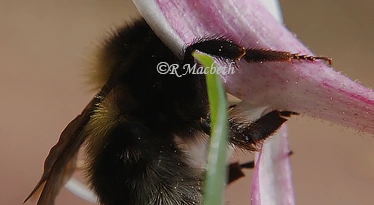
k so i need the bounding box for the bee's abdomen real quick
[86,121,203,205]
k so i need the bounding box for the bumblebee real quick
[25,18,330,205]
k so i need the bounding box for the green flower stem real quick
[192,51,229,205]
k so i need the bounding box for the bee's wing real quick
[25,51,135,204]
[24,99,98,205]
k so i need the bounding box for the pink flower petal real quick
[249,2,295,205]
[134,0,374,134]
[132,1,374,205]
[251,125,295,205]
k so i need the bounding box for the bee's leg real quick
[229,110,298,151]
[228,162,246,184]
[238,160,255,169]
[201,110,296,185]
[228,151,293,184]
[201,108,296,184]
[201,110,298,151]
[183,38,332,65]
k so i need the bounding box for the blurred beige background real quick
[1,0,373,204]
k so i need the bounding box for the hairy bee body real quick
[26,17,308,205]
[85,19,208,205]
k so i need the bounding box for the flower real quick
[132,0,374,204]
[133,0,374,132]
